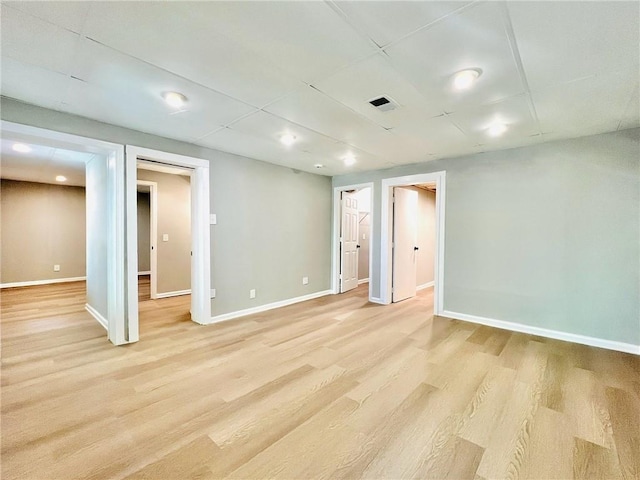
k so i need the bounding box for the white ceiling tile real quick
[389,114,473,157]
[333,1,473,47]
[0,4,81,74]
[508,1,640,90]
[197,127,331,174]
[384,2,525,112]
[64,39,256,141]
[532,70,638,135]
[447,94,538,144]
[4,1,91,34]
[313,54,444,128]
[0,57,69,110]
[182,1,377,84]
[0,140,91,186]
[265,86,393,156]
[82,2,306,107]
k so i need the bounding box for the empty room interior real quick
[0,1,638,479]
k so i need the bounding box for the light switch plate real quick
[162,234,169,242]
[210,288,216,298]
[210,214,217,225]
[249,289,256,299]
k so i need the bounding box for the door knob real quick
[414,246,419,251]
[357,245,361,248]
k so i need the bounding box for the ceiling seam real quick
[499,2,542,135]
[81,37,262,112]
[381,0,482,52]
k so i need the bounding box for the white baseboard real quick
[1,276,86,289]
[138,271,151,276]
[417,281,435,291]
[358,278,370,285]
[85,303,108,330]
[208,289,333,324]
[155,289,191,299]
[440,310,640,355]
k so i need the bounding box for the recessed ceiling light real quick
[280,134,296,146]
[314,163,324,169]
[452,68,482,90]
[343,153,356,166]
[487,123,508,137]
[55,175,67,182]
[162,91,187,108]
[12,143,31,153]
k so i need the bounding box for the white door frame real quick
[331,182,374,301]
[381,172,446,313]
[1,120,128,345]
[125,146,211,342]
[136,180,158,299]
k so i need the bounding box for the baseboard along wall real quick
[440,309,640,355]
[1,276,86,289]
[208,289,333,324]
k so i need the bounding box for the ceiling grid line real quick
[500,2,542,135]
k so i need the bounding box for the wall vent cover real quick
[368,95,399,112]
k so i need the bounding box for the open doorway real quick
[0,121,128,345]
[332,183,374,300]
[381,172,446,313]
[391,183,437,303]
[125,146,210,343]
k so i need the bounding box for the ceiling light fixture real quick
[162,91,188,108]
[343,153,356,166]
[55,175,67,182]
[314,163,324,169]
[280,133,296,146]
[12,143,31,153]
[487,123,508,137]
[452,68,482,90]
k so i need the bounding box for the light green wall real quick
[333,129,640,345]
[1,97,333,317]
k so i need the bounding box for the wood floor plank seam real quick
[2,280,639,479]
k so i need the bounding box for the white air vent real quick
[368,95,399,112]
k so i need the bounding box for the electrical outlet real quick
[210,289,216,298]
[162,233,169,242]
[302,276,309,285]
[249,289,256,299]
[53,264,60,272]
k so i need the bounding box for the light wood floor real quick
[1,280,639,479]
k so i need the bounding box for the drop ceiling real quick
[0,139,95,186]
[1,1,638,177]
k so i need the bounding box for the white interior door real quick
[340,191,359,293]
[392,187,418,302]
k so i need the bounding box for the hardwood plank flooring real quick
[1,280,639,479]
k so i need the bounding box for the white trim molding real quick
[332,182,374,303]
[126,146,211,339]
[208,290,332,324]
[368,297,386,305]
[417,281,435,291]
[1,276,86,289]
[85,303,108,331]
[441,310,640,355]
[1,121,126,346]
[381,171,446,314]
[155,289,191,299]
[358,278,370,285]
